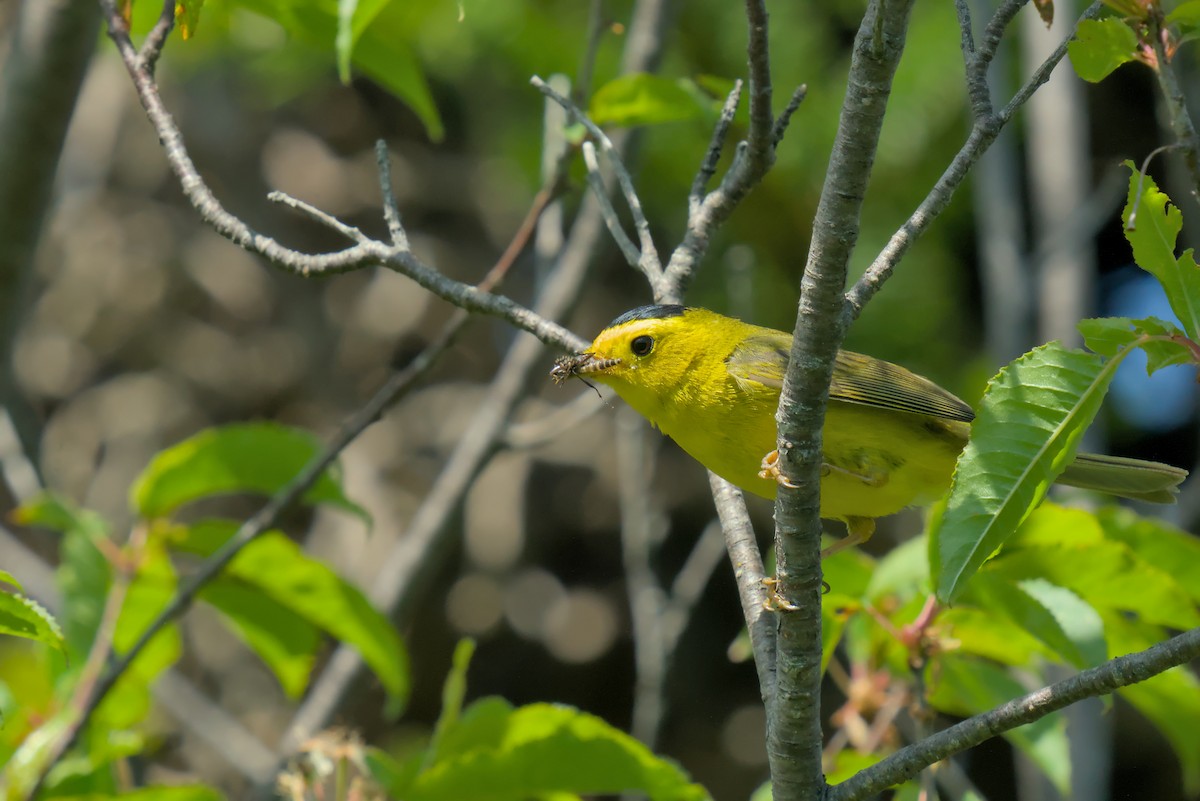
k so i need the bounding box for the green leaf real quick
[936,343,1123,602]
[0,592,66,653]
[1096,506,1200,604]
[199,579,320,698]
[55,521,114,661]
[1168,0,1200,32]
[821,600,851,675]
[589,74,709,127]
[966,574,1100,668]
[1123,163,1200,340]
[130,422,366,522]
[1068,18,1139,82]
[176,0,206,39]
[408,702,710,801]
[98,538,183,731]
[233,0,443,141]
[336,0,358,82]
[929,655,1071,794]
[1079,316,1196,373]
[937,607,1050,666]
[985,504,1200,631]
[1104,613,1200,793]
[429,638,476,759]
[866,534,928,602]
[174,520,409,712]
[0,568,23,590]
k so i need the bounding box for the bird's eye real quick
[630,335,654,356]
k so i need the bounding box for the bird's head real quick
[551,305,732,418]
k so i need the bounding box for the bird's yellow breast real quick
[615,366,966,522]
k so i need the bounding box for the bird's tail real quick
[1057,453,1188,504]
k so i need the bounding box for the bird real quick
[551,304,1188,555]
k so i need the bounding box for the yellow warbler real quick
[552,305,1186,553]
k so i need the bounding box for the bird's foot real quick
[761,577,800,612]
[758,450,800,488]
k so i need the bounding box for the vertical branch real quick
[0,0,101,476]
[770,1,917,798]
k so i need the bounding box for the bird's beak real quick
[550,352,621,384]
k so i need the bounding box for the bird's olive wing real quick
[726,335,975,423]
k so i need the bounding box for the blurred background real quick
[1,0,1198,799]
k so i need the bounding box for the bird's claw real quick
[758,450,800,489]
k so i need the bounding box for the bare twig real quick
[829,626,1200,801]
[709,472,775,706]
[376,142,409,249]
[268,191,368,244]
[844,1,1103,323]
[582,141,645,268]
[97,0,584,353]
[1148,14,1200,199]
[531,75,663,281]
[690,81,743,212]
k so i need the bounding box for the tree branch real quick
[843,1,1102,323]
[96,0,585,354]
[829,626,1200,801]
[0,0,100,478]
[770,1,916,798]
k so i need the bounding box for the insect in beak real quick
[550,353,621,384]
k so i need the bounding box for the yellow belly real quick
[654,398,967,524]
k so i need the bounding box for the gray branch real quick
[770,2,917,799]
[829,626,1200,801]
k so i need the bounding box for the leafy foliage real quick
[933,343,1122,602]
[365,641,711,801]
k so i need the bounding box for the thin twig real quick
[1148,14,1200,200]
[582,141,645,268]
[268,191,367,244]
[531,75,663,280]
[709,473,775,707]
[690,80,743,213]
[139,0,174,74]
[843,1,1103,324]
[829,626,1200,801]
[97,0,585,353]
[376,141,409,249]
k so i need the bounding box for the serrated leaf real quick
[0,592,66,653]
[408,703,710,801]
[199,579,320,698]
[1097,506,1200,604]
[1078,316,1141,357]
[936,343,1122,602]
[985,504,1200,630]
[1069,19,1139,82]
[1123,163,1200,340]
[966,574,1098,668]
[130,422,367,522]
[928,655,1071,794]
[1103,612,1200,793]
[937,607,1049,665]
[589,74,708,127]
[173,520,408,712]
